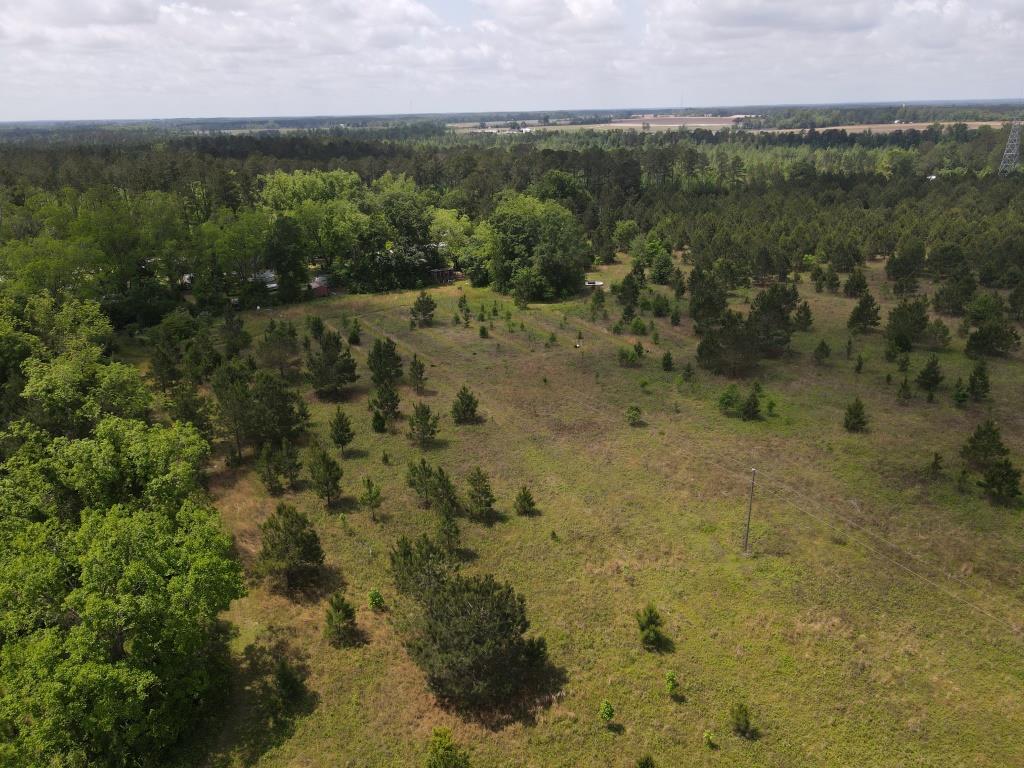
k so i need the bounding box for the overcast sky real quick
[1,0,1021,121]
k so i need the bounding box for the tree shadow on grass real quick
[331,495,360,514]
[417,438,451,453]
[463,658,569,732]
[471,509,509,528]
[644,633,676,655]
[273,564,345,605]
[187,624,319,768]
[342,448,370,460]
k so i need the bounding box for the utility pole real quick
[999,120,1021,177]
[743,468,756,554]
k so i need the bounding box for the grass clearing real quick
[196,259,1024,767]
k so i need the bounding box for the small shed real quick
[308,274,331,298]
[431,268,459,285]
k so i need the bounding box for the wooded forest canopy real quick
[0,120,1021,327]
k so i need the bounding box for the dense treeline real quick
[742,102,1023,129]
[1,121,1021,328]
[0,296,244,766]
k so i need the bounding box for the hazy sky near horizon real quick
[1,0,1022,121]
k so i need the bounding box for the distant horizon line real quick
[2,97,1024,127]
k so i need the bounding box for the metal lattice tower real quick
[998,120,1021,176]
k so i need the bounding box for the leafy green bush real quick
[368,589,386,612]
[425,727,470,768]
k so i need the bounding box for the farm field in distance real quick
[191,259,1024,768]
[450,117,1010,135]
[767,120,1008,134]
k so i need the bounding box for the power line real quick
[998,120,1021,177]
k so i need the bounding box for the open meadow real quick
[193,260,1024,768]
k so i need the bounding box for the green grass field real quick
[194,260,1024,767]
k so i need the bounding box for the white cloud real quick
[0,0,1020,120]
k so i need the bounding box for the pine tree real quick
[824,268,841,293]
[813,339,831,365]
[794,300,813,331]
[466,467,497,522]
[915,354,944,402]
[855,354,864,373]
[368,337,403,387]
[451,385,480,424]
[359,477,383,521]
[278,438,302,488]
[845,337,853,359]
[661,351,674,371]
[370,380,401,424]
[514,486,539,516]
[168,380,215,439]
[409,354,427,393]
[428,467,462,518]
[979,459,1022,505]
[308,444,342,507]
[730,702,756,739]
[847,292,881,334]
[371,410,387,433]
[324,592,359,647]
[924,319,951,349]
[952,377,969,407]
[636,603,666,650]
[741,390,761,421]
[410,291,438,327]
[844,397,868,432]
[257,440,301,494]
[961,420,1009,471]
[329,407,354,454]
[589,287,606,320]
[257,443,284,495]
[258,503,324,591]
[408,402,440,448]
[221,309,252,357]
[257,319,299,377]
[407,459,434,507]
[967,360,990,402]
[843,269,868,298]
[897,377,913,405]
[305,314,325,341]
[347,318,361,345]
[435,511,460,555]
[307,330,358,399]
